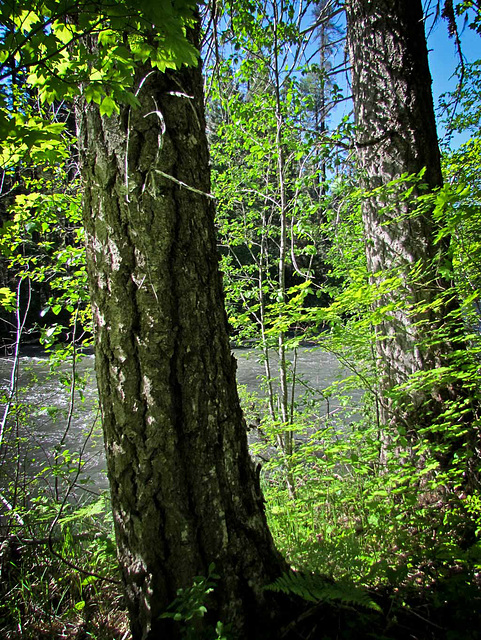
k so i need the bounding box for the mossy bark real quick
[76,51,285,640]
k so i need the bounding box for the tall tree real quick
[0,3,288,636]
[76,23,285,640]
[345,0,477,469]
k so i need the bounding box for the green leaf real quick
[0,286,16,311]
[99,96,118,117]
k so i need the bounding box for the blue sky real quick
[428,19,480,146]
[325,11,479,150]
[428,15,479,100]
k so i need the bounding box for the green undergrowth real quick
[249,379,481,638]
[253,382,481,580]
[0,492,127,640]
[0,359,127,640]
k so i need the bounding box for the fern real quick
[265,571,382,612]
[58,496,107,526]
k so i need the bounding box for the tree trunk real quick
[76,43,285,640]
[345,0,461,431]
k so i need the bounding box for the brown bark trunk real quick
[345,1,481,493]
[346,0,459,428]
[76,45,285,640]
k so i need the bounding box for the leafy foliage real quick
[160,564,231,640]
[0,0,198,100]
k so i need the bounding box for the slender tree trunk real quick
[317,8,328,197]
[273,1,295,498]
[76,39,285,640]
[346,0,460,429]
[259,217,277,421]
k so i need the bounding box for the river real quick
[0,347,349,499]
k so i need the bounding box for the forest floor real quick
[1,565,481,640]
[284,578,481,640]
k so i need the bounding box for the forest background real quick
[0,0,481,638]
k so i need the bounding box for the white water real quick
[0,347,348,498]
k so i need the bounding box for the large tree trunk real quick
[345,0,461,431]
[76,43,285,640]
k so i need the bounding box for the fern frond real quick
[265,571,382,612]
[58,497,106,526]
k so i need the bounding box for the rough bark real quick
[76,46,285,640]
[345,0,462,429]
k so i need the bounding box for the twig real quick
[0,278,31,449]
[55,307,79,501]
[48,412,121,585]
[1,531,108,547]
[154,169,215,199]
[0,492,25,526]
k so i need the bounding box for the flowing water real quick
[0,347,348,499]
